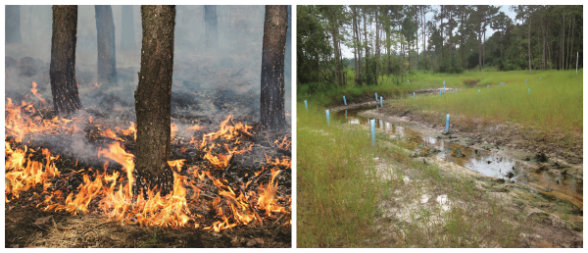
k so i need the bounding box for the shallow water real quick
[335,107,582,208]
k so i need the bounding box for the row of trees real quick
[44,5,288,193]
[297,5,583,86]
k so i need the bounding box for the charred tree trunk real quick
[260,5,288,130]
[6,6,22,44]
[95,6,117,84]
[135,5,176,194]
[120,5,136,50]
[204,6,218,49]
[50,5,81,115]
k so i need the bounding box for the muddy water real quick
[335,107,582,209]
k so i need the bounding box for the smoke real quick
[5,5,292,163]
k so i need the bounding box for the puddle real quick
[335,108,582,208]
[337,108,517,180]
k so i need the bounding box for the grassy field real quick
[300,69,582,141]
[297,102,381,247]
[400,70,583,137]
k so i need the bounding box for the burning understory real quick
[5,81,291,246]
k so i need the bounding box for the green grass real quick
[401,70,582,137]
[297,102,380,247]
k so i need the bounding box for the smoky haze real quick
[5,5,291,119]
[5,5,292,162]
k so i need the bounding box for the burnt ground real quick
[5,121,292,248]
[5,205,290,248]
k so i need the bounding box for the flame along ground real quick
[5,82,291,232]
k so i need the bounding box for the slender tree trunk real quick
[421,8,427,67]
[363,12,369,84]
[95,5,117,84]
[135,5,176,194]
[260,5,288,130]
[50,5,81,115]
[560,13,565,69]
[352,7,361,85]
[204,5,218,49]
[120,5,136,50]
[541,19,547,70]
[6,6,22,44]
[528,17,532,72]
[375,9,380,85]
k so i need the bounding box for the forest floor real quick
[5,205,290,248]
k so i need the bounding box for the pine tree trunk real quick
[6,6,22,44]
[95,5,117,84]
[135,5,176,194]
[260,5,287,130]
[560,13,565,69]
[204,6,218,49]
[352,7,361,85]
[120,5,136,50]
[528,17,532,72]
[50,5,81,115]
[363,13,369,84]
[375,9,380,85]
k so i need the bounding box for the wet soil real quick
[329,102,582,247]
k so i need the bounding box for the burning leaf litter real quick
[5,82,291,233]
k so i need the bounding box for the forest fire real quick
[5,83,291,233]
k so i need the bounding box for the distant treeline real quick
[297,5,583,86]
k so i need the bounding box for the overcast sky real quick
[341,5,518,58]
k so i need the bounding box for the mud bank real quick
[381,102,582,165]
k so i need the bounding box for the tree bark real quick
[135,5,176,194]
[6,6,22,44]
[528,16,532,72]
[204,5,218,49]
[50,5,81,115]
[95,5,117,84]
[120,5,136,50]
[260,5,288,130]
[352,7,361,85]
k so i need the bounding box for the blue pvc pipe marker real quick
[478,89,481,94]
[375,92,378,101]
[343,96,347,105]
[445,114,450,133]
[325,109,330,126]
[345,110,348,120]
[370,119,376,146]
[443,80,446,89]
[380,96,383,107]
[413,92,415,97]
[304,100,308,111]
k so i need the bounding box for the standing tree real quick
[204,5,218,49]
[135,5,176,193]
[120,5,136,50]
[6,6,22,44]
[50,5,81,114]
[95,5,117,84]
[260,5,288,130]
